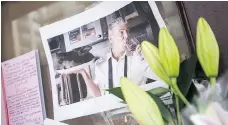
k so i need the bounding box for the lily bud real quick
[196,17,219,78]
[120,77,165,125]
[159,28,180,77]
[141,41,170,85]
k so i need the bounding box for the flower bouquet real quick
[107,17,228,125]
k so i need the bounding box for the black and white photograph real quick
[40,1,170,121]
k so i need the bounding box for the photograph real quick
[40,1,171,121]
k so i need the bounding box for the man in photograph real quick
[71,18,167,97]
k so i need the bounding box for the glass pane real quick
[156,1,192,61]
[4,1,192,124]
[11,1,96,66]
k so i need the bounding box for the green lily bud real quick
[196,17,219,78]
[120,77,164,125]
[141,41,170,85]
[159,28,180,77]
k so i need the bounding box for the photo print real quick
[40,1,171,121]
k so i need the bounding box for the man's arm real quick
[56,63,102,97]
[78,69,102,97]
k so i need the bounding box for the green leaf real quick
[176,54,198,109]
[106,87,125,102]
[148,87,170,97]
[106,87,170,102]
[147,92,174,125]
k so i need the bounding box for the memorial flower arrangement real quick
[108,17,228,125]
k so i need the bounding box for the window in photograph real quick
[121,3,138,21]
[82,22,96,39]
[68,27,82,44]
[49,39,60,52]
[47,35,65,54]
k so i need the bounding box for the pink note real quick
[1,75,9,125]
[1,50,45,125]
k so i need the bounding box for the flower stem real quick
[175,95,181,125]
[208,77,216,101]
[171,78,190,105]
[210,77,216,86]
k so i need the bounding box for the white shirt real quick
[93,51,163,95]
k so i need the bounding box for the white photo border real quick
[40,1,167,121]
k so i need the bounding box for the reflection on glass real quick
[11,1,95,65]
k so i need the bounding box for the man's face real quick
[109,23,129,51]
[57,57,63,64]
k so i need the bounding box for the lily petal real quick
[121,77,164,125]
[141,41,170,85]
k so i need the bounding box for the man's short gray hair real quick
[108,18,127,31]
[108,18,127,40]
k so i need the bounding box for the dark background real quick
[182,1,228,76]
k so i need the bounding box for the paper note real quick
[1,85,8,125]
[44,118,68,125]
[1,50,45,125]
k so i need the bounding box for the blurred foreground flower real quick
[182,101,228,125]
[182,72,228,125]
[196,17,219,84]
[120,77,164,125]
[190,102,228,125]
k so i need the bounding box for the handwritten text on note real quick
[2,51,44,125]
